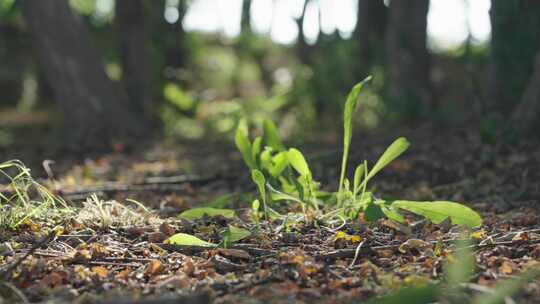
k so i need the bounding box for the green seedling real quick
[234,77,482,229]
[165,225,251,249]
[179,207,236,220]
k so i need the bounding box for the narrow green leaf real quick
[263,119,285,151]
[353,163,366,196]
[251,169,266,199]
[392,201,482,228]
[287,148,311,178]
[235,119,256,169]
[251,136,262,163]
[165,233,216,247]
[179,207,235,220]
[339,76,372,199]
[365,137,410,183]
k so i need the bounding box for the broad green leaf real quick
[235,119,256,169]
[381,205,406,223]
[339,76,372,197]
[251,169,266,199]
[392,201,482,228]
[364,203,385,222]
[269,151,289,177]
[251,136,262,163]
[179,207,235,220]
[263,119,285,151]
[287,148,311,178]
[353,163,366,195]
[223,225,251,243]
[165,233,216,247]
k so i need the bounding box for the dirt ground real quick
[1,126,539,303]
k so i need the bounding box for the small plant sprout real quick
[228,76,483,229]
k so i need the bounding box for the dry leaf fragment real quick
[91,266,109,279]
[159,222,176,236]
[146,259,163,276]
[398,239,432,254]
[40,271,68,288]
[499,260,514,275]
[217,248,251,260]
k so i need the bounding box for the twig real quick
[56,174,222,198]
[348,241,365,268]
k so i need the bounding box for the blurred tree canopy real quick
[1,0,539,149]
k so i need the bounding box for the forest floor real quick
[1,126,540,303]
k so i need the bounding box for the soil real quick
[1,126,539,303]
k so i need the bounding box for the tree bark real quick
[511,51,540,134]
[355,0,387,78]
[20,0,149,149]
[385,0,431,120]
[488,0,540,114]
[116,0,151,115]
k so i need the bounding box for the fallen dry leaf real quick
[146,259,163,276]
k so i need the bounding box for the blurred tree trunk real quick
[488,0,540,114]
[355,0,387,78]
[511,51,540,134]
[241,0,252,34]
[385,0,431,119]
[20,0,149,148]
[166,0,188,70]
[116,0,151,115]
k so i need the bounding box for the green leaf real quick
[251,136,262,163]
[263,119,285,151]
[392,201,482,228]
[353,163,366,196]
[235,119,256,169]
[251,169,266,199]
[165,233,216,247]
[269,151,289,177]
[338,76,372,198]
[179,207,235,220]
[252,199,260,212]
[381,205,406,223]
[365,203,385,222]
[364,137,410,184]
[287,148,311,178]
[222,225,251,243]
